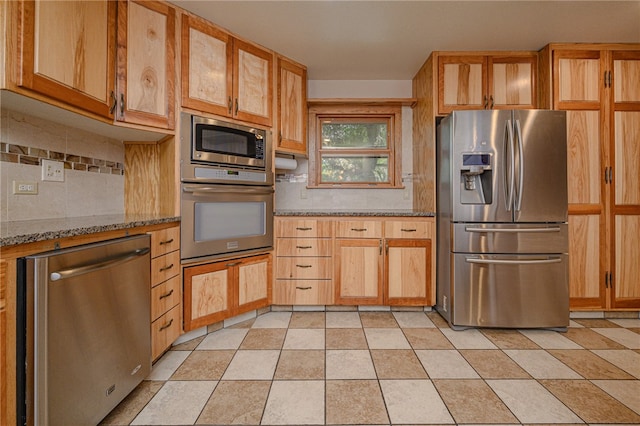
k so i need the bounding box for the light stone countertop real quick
[0,214,180,247]
[274,210,435,217]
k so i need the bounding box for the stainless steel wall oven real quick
[180,113,274,261]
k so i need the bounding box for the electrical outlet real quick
[13,181,38,195]
[42,159,64,182]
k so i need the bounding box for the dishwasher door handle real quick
[50,247,150,281]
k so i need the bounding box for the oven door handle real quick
[182,185,274,195]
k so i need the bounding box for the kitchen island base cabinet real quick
[183,254,272,331]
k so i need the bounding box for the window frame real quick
[308,104,403,188]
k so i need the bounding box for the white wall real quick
[275,80,415,211]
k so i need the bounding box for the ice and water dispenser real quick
[460,153,492,204]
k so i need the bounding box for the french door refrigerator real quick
[436,109,569,330]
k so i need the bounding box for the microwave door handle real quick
[182,185,274,195]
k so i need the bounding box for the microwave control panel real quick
[194,167,268,183]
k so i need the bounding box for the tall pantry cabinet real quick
[538,43,640,310]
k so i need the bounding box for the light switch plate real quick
[42,159,64,182]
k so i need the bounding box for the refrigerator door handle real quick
[505,119,516,211]
[464,226,562,233]
[514,119,525,211]
[466,257,563,265]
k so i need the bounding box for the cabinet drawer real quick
[385,220,433,239]
[275,257,332,279]
[276,219,333,238]
[151,275,181,321]
[276,238,332,257]
[335,220,382,238]
[151,250,180,285]
[152,304,181,360]
[151,226,180,257]
[273,280,334,305]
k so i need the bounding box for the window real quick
[308,104,402,188]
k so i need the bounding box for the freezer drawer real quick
[452,223,568,254]
[450,253,569,328]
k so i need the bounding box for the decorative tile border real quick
[0,142,124,175]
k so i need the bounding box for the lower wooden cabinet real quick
[183,253,272,331]
[386,239,432,305]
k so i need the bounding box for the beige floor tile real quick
[326,311,362,328]
[326,349,377,379]
[131,381,217,425]
[274,350,325,380]
[504,350,582,379]
[171,350,235,381]
[433,379,518,424]
[239,328,286,349]
[403,328,454,349]
[197,381,270,425]
[326,380,389,425]
[222,350,280,380]
[392,311,435,328]
[592,379,640,415]
[441,328,497,349]
[415,349,479,379]
[592,328,640,349]
[325,328,368,349]
[548,349,635,379]
[518,330,583,349]
[573,318,621,328]
[486,379,583,424]
[147,351,190,381]
[251,311,291,328]
[198,328,249,350]
[460,350,530,379]
[541,379,640,424]
[171,336,205,351]
[606,318,640,328]
[359,311,399,328]
[481,329,540,349]
[380,379,453,424]
[370,349,428,379]
[262,380,324,425]
[592,349,640,379]
[289,311,325,328]
[283,328,325,349]
[100,381,164,425]
[563,328,626,349]
[427,311,450,328]
[365,328,411,349]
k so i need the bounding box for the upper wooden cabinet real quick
[539,43,640,311]
[276,56,307,155]
[16,0,117,118]
[116,0,176,130]
[437,52,537,115]
[12,0,176,130]
[181,13,273,127]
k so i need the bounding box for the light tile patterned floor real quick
[101,311,640,425]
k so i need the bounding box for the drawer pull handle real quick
[159,289,174,300]
[159,238,174,245]
[159,318,174,331]
[351,228,367,232]
[401,228,417,232]
[159,263,174,272]
[296,264,312,268]
[296,227,312,231]
[296,286,312,290]
[296,245,312,249]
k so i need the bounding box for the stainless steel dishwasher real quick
[17,234,151,426]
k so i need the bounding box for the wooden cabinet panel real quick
[274,280,334,305]
[234,39,272,125]
[237,254,271,309]
[555,51,601,107]
[0,260,5,426]
[116,0,175,129]
[276,219,333,238]
[386,239,431,305]
[276,56,307,154]
[439,56,486,113]
[335,239,383,304]
[151,305,181,360]
[568,214,603,308]
[276,238,332,257]
[489,56,536,109]
[184,262,231,330]
[150,225,180,257]
[613,53,640,103]
[384,220,432,239]
[335,220,382,239]
[151,275,181,321]
[614,112,640,206]
[614,215,640,307]
[151,249,180,285]
[567,111,601,205]
[275,258,332,280]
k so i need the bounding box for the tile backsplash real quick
[0,108,125,222]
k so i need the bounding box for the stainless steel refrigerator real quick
[436,109,569,330]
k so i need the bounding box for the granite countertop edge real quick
[1,215,181,248]
[274,210,436,217]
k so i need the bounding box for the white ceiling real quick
[171,1,640,80]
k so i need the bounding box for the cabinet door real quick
[276,56,307,154]
[116,0,175,129]
[334,239,383,305]
[181,13,233,117]
[568,215,604,308]
[183,262,232,331]
[488,56,536,109]
[19,0,116,118]
[438,55,487,114]
[385,239,432,305]
[233,38,273,126]
[236,254,271,314]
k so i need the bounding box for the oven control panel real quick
[193,167,268,183]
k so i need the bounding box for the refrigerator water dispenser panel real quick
[460,153,492,204]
